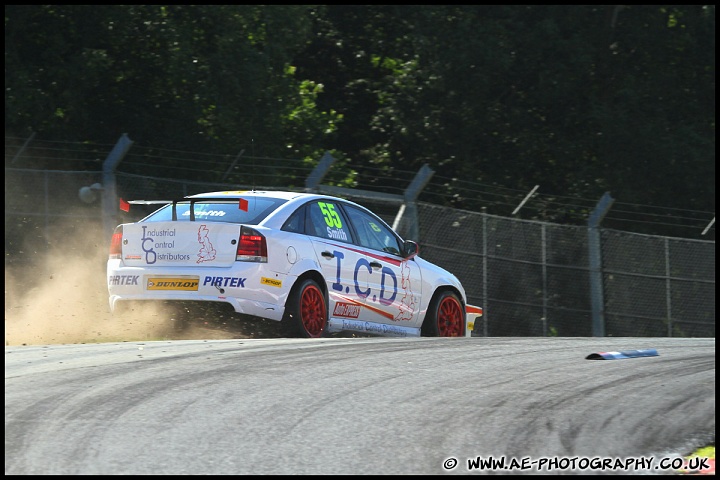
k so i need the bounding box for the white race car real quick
[107,190,482,338]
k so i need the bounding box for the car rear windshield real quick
[141,198,288,225]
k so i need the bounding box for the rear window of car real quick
[141,198,288,225]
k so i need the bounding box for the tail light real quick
[109,226,123,259]
[236,226,267,263]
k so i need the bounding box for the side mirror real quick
[403,240,419,259]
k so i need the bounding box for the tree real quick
[5,5,714,234]
[5,5,341,162]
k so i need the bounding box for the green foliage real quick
[4,5,338,158]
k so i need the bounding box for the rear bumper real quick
[107,260,289,322]
[465,305,483,337]
[109,293,286,322]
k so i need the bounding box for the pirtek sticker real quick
[203,276,246,288]
[261,277,282,288]
[109,275,140,286]
[147,277,199,291]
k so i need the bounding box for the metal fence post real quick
[101,134,134,243]
[396,164,434,241]
[482,207,488,337]
[10,132,36,164]
[541,223,548,336]
[588,192,615,337]
[305,151,336,191]
[664,237,673,337]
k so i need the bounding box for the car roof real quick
[187,190,362,209]
[188,190,311,201]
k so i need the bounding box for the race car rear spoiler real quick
[120,197,251,220]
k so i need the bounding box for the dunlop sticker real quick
[261,277,282,288]
[146,276,200,291]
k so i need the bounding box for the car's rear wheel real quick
[422,291,464,337]
[282,278,327,338]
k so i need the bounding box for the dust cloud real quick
[4,217,278,346]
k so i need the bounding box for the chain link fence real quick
[5,167,715,338]
[416,203,714,337]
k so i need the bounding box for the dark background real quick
[5,5,715,238]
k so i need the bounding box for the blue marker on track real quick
[586,348,659,360]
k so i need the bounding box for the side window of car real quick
[306,201,353,243]
[281,205,306,234]
[343,204,401,255]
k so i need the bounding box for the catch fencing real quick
[4,162,715,339]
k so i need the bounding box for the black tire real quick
[281,278,328,338]
[422,290,465,337]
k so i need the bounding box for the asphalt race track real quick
[5,337,715,475]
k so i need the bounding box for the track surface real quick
[5,337,715,475]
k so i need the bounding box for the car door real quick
[340,203,422,328]
[304,200,367,318]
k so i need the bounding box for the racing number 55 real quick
[318,202,342,228]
